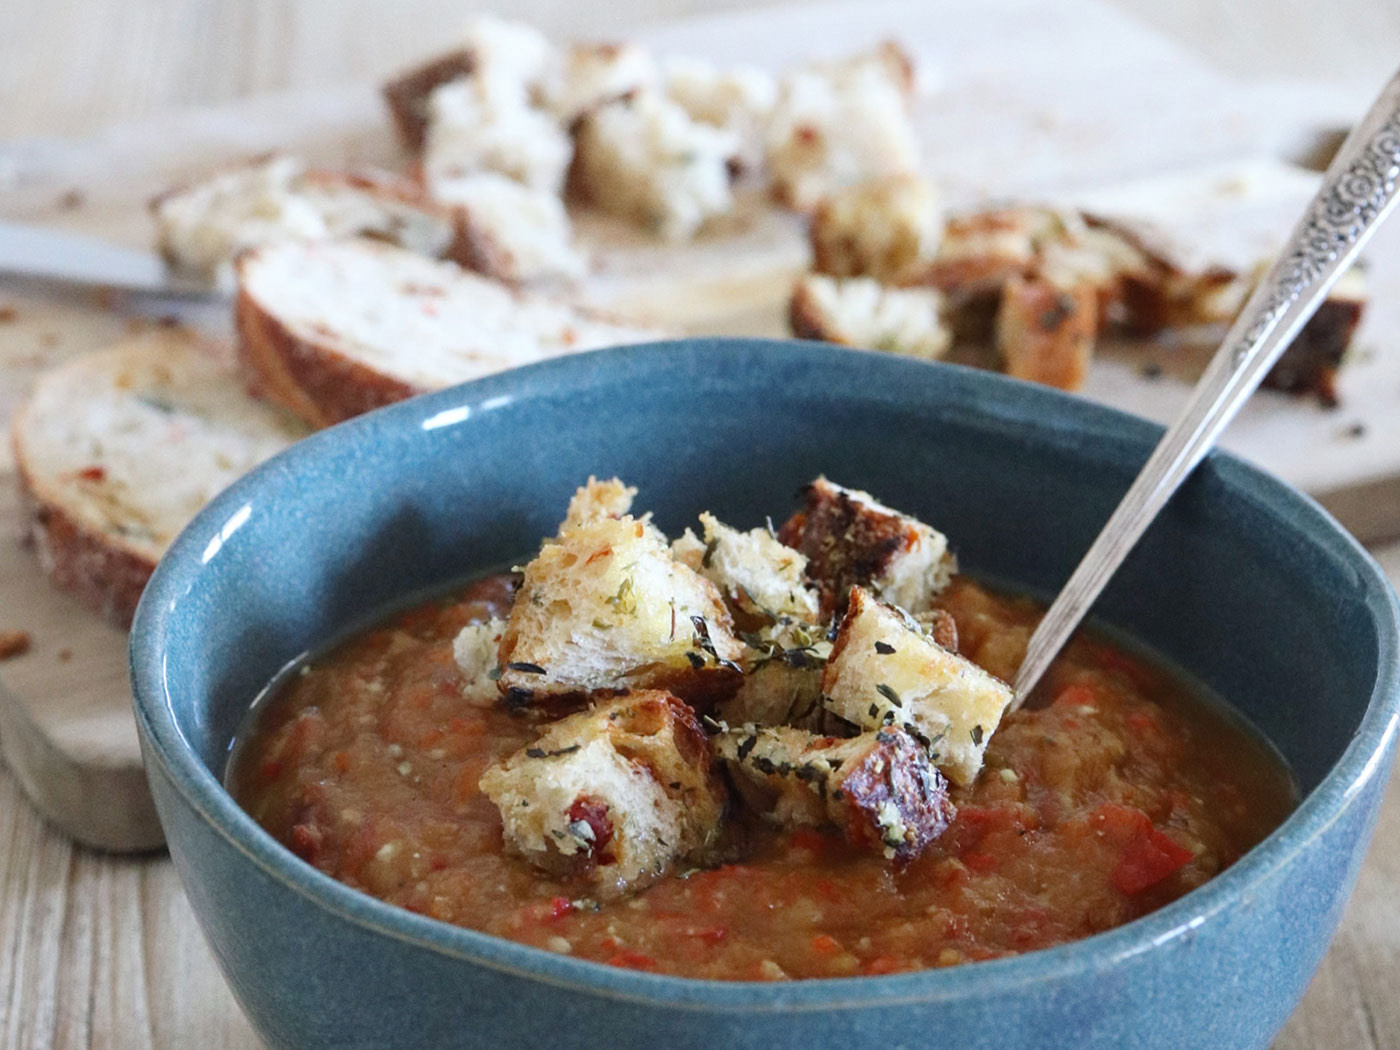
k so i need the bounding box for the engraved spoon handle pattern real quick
[1012,67,1400,705]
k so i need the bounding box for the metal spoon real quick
[1011,67,1400,706]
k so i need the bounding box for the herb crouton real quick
[714,724,954,861]
[765,43,920,212]
[716,616,832,729]
[497,514,744,706]
[480,691,726,898]
[451,617,508,706]
[559,476,637,532]
[821,586,1013,786]
[778,476,954,617]
[671,512,820,623]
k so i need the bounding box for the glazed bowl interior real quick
[131,337,1399,1038]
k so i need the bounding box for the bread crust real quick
[11,447,154,629]
[234,283,421,429]
[382,49,476,152]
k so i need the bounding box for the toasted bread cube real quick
[778,477,954,617]
[480,691,726,898]
[424,77,572,194]
[923,205,1068,297]
[717,616,832,728]
[675,512,820,622]
[497,515,744,705]
[715,724,954,861]
[766,48,920,212]
[995,274,1099,391]
[822,586,1013,786]
[452,617,507,706]
[570,91,740,241]
[1263,266,1366,406]
[424,171,586,284]
[559,476,638,533]
[789,274,951,360]
[541,42,659,124]
[810,174,943,285]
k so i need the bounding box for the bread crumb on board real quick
[0,630,33,661]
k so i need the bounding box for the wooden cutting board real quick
[0,0,1394,850]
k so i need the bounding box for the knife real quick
[0,220,217,298]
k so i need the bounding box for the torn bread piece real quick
[151,155,463,287]
[778,476,954,617]
[457,15,558,101]
[425,171,586,284]
[715,724,954,861]
[559,476,638,533]
[541,41,660,124]
[766,44,920,212]
[479,691,726,899]
[661,56,777,175]
[995,274,1099,391]
[810,174,943,285]
[716,616,832,729]
[496,514,744,706]
[789,274,951,360]
[423,76,573,195]
[12,330,307,627]
[235,239,665,428]
[452,617,508,706]
[383,49,477,152]
[382,16,559,151]
[672,512,820,622]
[570,91,741,241]
[821,586,1013,786]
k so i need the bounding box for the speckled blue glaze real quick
[130,339,1400,1050]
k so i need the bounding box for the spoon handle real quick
[1011,67,1400,704]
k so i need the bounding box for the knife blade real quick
[0,220,217,298]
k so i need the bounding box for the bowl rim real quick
[131,337,1400,1011]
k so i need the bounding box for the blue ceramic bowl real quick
[131,339,1400,1050]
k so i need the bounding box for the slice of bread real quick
[235,238,667,428]
[11,329,309,627]
[152,155,465,288]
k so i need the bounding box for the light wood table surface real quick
[3,3,1400,1048]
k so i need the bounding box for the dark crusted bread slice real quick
[235,238,667,428]
[11,329,308,627]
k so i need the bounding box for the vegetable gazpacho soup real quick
[231,477,1296,980]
